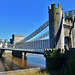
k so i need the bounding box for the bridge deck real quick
[0,48,44,54]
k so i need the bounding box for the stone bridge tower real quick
[49,3,64,49]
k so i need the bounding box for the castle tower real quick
[10,34,25,44]
[4,39,8,48]
[49,3,64,49]
[0,39,3,48]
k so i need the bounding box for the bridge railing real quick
[15,39,50,50]
[8,43,15,48]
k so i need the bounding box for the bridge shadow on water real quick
[0,53,46,72]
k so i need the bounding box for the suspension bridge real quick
[0,3,75,58]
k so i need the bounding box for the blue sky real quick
[0,0,75,41]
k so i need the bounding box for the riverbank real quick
[0,67,45,75]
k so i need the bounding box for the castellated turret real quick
[49,3,64,49]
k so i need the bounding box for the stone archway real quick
[64,36,71,48]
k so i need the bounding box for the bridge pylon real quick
[49,3,64,49]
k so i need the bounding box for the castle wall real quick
[72,24,75,48]
[64,26,70,37]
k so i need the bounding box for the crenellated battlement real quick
[12,34,25,37]
[0,39,2,42]
[49,3,63,10]
[64,10,75,21]
[58,3,63,10]
[64,10,75,17]
[63,19,72,26]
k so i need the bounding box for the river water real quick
[0,53,46,72]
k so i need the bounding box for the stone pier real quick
[0,49,5,58]
[24,52,27,59]
[23,52,30,59]
[11,34,25,58]
[12,51,29,59]
[12,51,22,58]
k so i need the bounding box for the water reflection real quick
[0,53,46,72]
